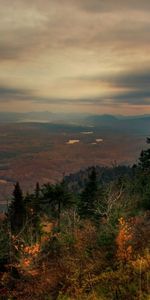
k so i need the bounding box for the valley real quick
[0,116,149,207]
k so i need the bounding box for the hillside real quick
[0,144,150,299]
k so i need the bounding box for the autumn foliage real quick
[116,217,133,262]
[0,150,150,299]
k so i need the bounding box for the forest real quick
[0,142,150,299]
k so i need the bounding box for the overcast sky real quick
[0,0,150,115]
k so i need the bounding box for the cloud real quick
[0,85,85,105]
[85,68,150,89]
[0,0,150,114]
[0,84,108,106]
[1,64,150,107]
[77,0,150,13]
[0,86,34,101]
[74,68,150,106]
[109,92,150,106]
[1,80,150,110]
[0,0,150,63]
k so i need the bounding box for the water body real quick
[0,179,7,184]
[66,140,80,144]
[81,131,93,135]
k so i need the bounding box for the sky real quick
[0,0,150,115]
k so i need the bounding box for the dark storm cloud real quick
[78,0,150,13]
[109,91,150,105]
[111,69,150,90]
[0,86,34,101]
[76,68,150,106]
[75,95,150,106]
[86,68,150,89]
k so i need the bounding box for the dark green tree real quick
[137,137,150,172]
[78,167,102,220]
[138,149,150,172]
[41,180,74,230]
[23,183,42,243]
[8,182,26,234]
[35,182,40,200]
[40,183,55,215]
[54,180,74,229]
[132,138,150,210]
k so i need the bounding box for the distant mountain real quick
[0,111,88,124]
[0,111,54,123]
[21,111,53,121]
[85,114,150,135]
[0,112,23,122]
[116,114,150,120]
[117,116,150,135]
[86,114,118,125]
[0,112,150,137]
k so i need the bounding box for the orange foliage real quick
[24,243,40,255]
[116,217,133,263]
[19,243,40,270]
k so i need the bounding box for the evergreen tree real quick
[41,180,74,229]
[54,180,74,229]
[78,167,100,219]
[138,149,150,171]
[35,182,40,201]
[8,182,26,234]
[138,137,150,172]
[23,183,42,242]
[40,183,55,215]
[132,138,150,210]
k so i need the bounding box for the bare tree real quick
[96,183,124,222]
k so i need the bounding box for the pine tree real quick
[8,182,26,234]
[133,138,150,210]
[54,180,74,229]
[138,138,150,172]
[23,183,42,242]
[41,180,74,230]
[35,182,40,200]
[78,167,99,219]
[138,149,150,171]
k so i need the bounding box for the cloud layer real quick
[0,0,150,114]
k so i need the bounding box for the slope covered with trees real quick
[0,141,150,299]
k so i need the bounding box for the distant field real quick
[0,120,149,208]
